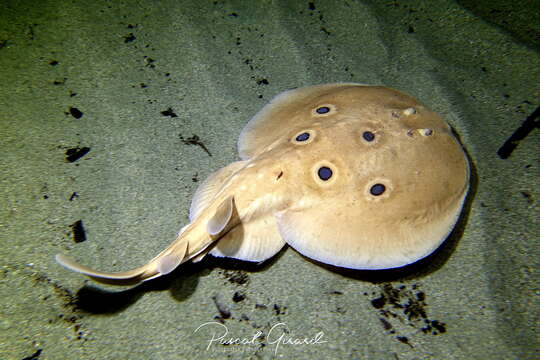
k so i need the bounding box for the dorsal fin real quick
[207,196,235,235]
[190,161,246,221]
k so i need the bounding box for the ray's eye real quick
[316,106,330,114]
[363,131,375,142]
[318,167,333,181]
[370,183,386,196]
[295,132,310,142]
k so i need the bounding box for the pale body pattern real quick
[56,83,470,285]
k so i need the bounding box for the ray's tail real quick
[55,238,188,285]
[55,196,235,285]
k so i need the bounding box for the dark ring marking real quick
[370,183,386,196]
[318,166,333,181]
[295,132,310,141]
[316,106,330,114]
[363,131,375,142]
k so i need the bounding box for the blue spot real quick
[316,106,330,114]
[295,132,310,141]
[318,167,333,181]
[363,131,375,142]
[370,184,385,196]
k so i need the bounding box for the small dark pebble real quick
[65,147,90,162]
[371,295,386,309]
[123,33,136,43]
[69,107,83,119]
[403,299,427,320]
[160,107,177,117]
[232,292,245,302]
[379,317,393,331]
[53,78,67,85]
[273,304,286,315]
[431,320,447,333]
[422,319,447,334]
[70,220,86,243]
[22,348,42,360]
[396,335,413,347]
